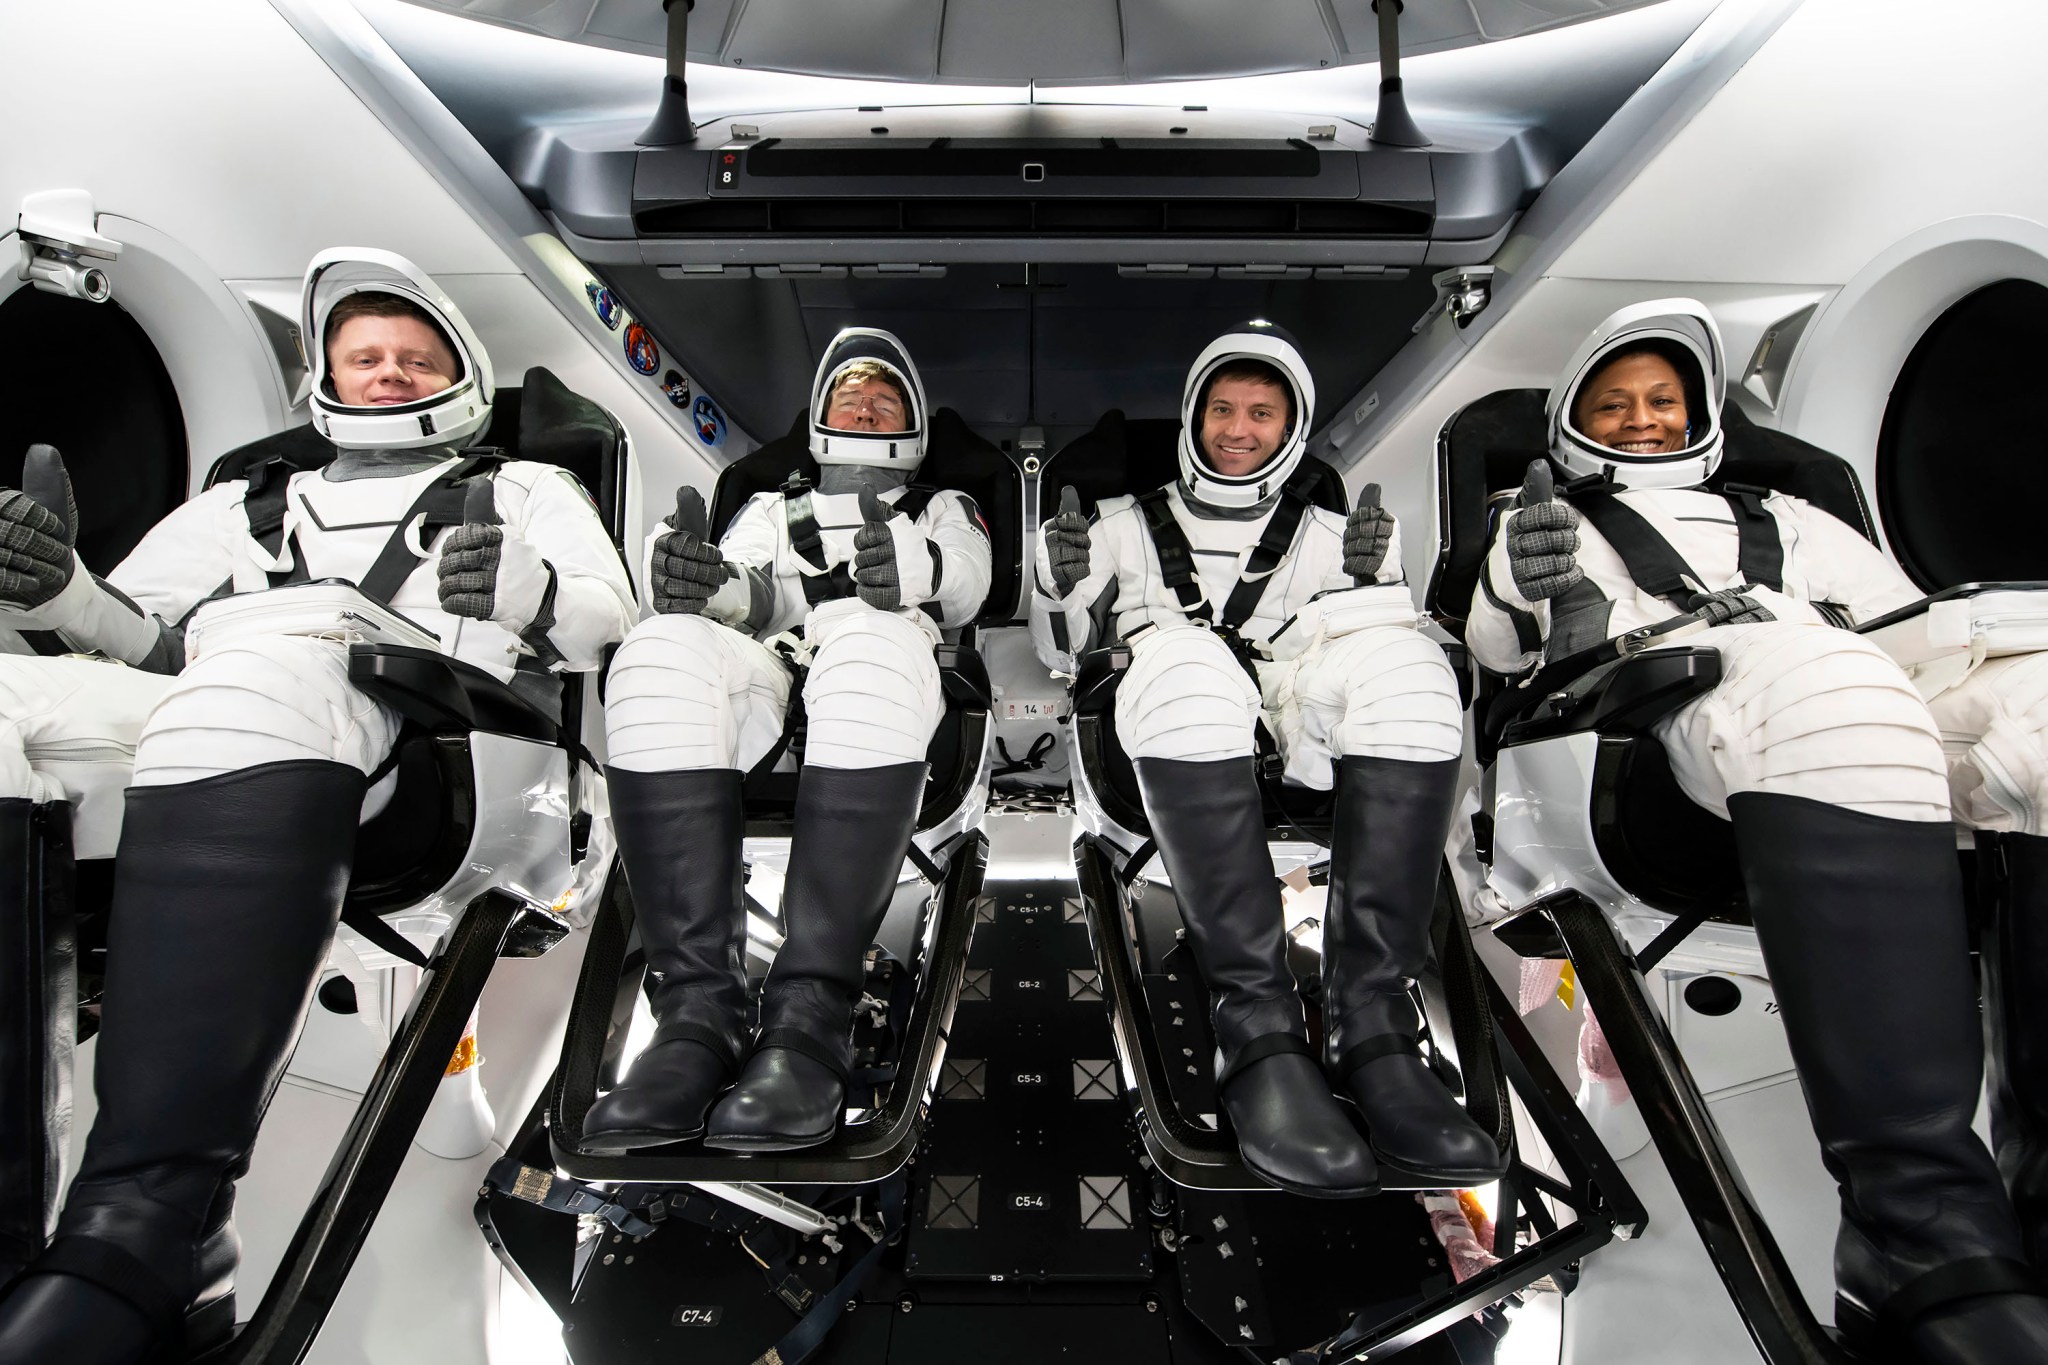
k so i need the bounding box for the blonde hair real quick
[829,360,908,407]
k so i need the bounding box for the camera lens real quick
[78,267,111,303]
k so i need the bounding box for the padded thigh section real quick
[1280,626,1463,770]
[1115,624,1259,763]
[0,655,171,857]
[1930,650,2048,835]
[605,614,793,774]
[802,607,942,771]
[1653,621,1950,823]
[132,636,402,818]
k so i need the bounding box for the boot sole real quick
[1371,1148,1509,1190]
[576,1123,708,1154]
[700,1124,838,1153]
[1241,1152,1379,1201]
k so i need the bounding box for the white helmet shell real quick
[808,327,928,469]
[1178,320,1316,510]
[303,247,494,452]
[1548,298,1726,490]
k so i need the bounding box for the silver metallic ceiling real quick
[392,0,1670,84]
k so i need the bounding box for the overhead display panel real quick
[390,0,1672,84]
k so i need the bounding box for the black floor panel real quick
[545,876,1487,1365]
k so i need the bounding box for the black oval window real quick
[0,286,188,571]
[1878,278,2048,588]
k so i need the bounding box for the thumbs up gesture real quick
[852,487,935,612]
[650,485,731,615]
[0,444,80,609]
[1342,482,1395,585]
[1046,484,1093,599]
[1506,459,1584,602]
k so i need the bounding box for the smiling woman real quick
[1571,348,1692,456]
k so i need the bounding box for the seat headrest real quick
[203,368,627,547]
[708,406,1022,627]
[1426,388,1877,629]
[1041,408,1347,516]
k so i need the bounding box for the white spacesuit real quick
[0,249,633,1365]
[1469,300,2048,1365]
[1029,321,1497,1199]
[585,328,991,1155]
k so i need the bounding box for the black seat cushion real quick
[709,407,1020,627]
[1040,409,1347,517]
[204,366,628,548]
[1426,388,1877,629]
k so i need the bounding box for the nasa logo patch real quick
[624,322,660,375]
[660,369,692,408]
[692,394,727,447]
[585,281,622,330]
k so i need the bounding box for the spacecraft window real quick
[1877,278,2048,589]
[0,286,188,570]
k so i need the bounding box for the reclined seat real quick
[1046,409,1515,1194]
[4,365,629,1360]
[1427,386,1909,1353]
[547,404,1015,1186]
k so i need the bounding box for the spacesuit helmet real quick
[1548,299,1725,490]
[808,327,928,469]
[1177,320,1316,510]
[303,247,494,452]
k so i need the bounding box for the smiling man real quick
[1029,322,1497,1200]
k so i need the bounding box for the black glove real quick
[1507,459,1584,602]
[650,486,731,616]
[1342,482,1394,584]
[436,522,555,629]
[1689,587,1775,628]
[1047,484,1093,598]
[0,444,78,609]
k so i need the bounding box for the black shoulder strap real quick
[894,485,938,520]
[1218,466,1320,632]
[1135,487,1209,622]
[1569,491,1702,613]
[1719,483,1785,592]
[780,472,854,606]
[241,456,298,558]
[355,454,506,607]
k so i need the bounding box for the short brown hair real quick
[323,291,458,365]
[1200,358,1293,425]
[829,359,909,409]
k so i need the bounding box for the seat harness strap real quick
[1566,482,1784,614]
[780,473,942,608]
[1133,466,1321,635]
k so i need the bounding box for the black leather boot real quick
[1133,756,1377,1200]
[1323,757,1501,1186]
[703,762,926,1152]
[0,761,365,1365]
[581,768,748,1152]
[0,799,75,1281]
[1730,793,2048,1364]
[1985,830,2048,1268]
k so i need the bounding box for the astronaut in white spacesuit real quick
[0,248,634,1365]
[585,328,990,1155]
[1468,299,2048,1364]
[1031,322,1498,1199]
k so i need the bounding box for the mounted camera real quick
[13,187,121,304]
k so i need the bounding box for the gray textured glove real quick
[1342,482,1394,584]
[0,444,78,609]
[1507,459,1585,602]
[1047,484,1092,598]
[650,486,730,616]
[437,522,555,630]
[1689,587,1775,628]
[852,487,937,612]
